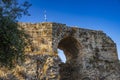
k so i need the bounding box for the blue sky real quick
[19,0,120,60]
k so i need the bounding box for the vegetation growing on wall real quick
[0,0,31,68]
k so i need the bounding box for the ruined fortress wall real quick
[51,23,119,80]
[18,22,61,80]
[0,22,119,80]
[19,22,53,55]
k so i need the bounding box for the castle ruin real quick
[0,22,119,80]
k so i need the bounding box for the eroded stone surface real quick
[0,22,119,80]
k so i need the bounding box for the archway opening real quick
[58,37,80,63]
[58,37,81,80]
[57,49,66,63]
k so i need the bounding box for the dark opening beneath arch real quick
[58,37,80,63]
[58,37,81,80]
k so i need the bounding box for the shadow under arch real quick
[58,37,81,63]
[58,37,81,80]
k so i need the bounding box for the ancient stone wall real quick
[0,22,119,80]
[51,22,119,80]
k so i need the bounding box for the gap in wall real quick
[57,49,66,63]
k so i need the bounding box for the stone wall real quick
[51,22,119,80]
[0,22,119,80]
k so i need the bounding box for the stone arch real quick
[58,37,81,63]
[58,37,81,80]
